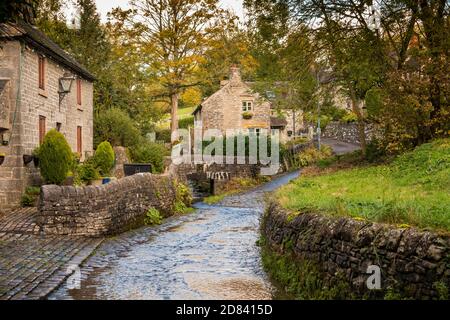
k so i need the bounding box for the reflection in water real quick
[49,171,300,300]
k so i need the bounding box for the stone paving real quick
[0,208,103,300]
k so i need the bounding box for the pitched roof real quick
[270,116,287,128]
[0,21,95,81]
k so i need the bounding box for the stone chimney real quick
[229,65,242,85]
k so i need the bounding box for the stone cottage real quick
[0,21,95,211]
[193,66,303,143]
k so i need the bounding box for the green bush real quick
[39,129,73,185]
[93,141,115,176]
[342,112,358,123]
[155,128,171,143]
[365,139,386,163]
[144,207,163,225]
[179,116,194,129]
[21,193,35,207]
[128,141,167,173]
[296,145,333,168]
[76,162,100,184]
[20,186,41,207]
[94,108,141,148]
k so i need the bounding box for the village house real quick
[192,66,303,143]
[0,21,95,211]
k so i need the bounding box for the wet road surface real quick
[49,171,300,300]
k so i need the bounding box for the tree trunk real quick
[170,92,178,142]
[349,86,367,156]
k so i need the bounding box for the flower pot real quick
[0,155,4,166]
[23,154,33,165]
[33,155,39,167]
[242,112,253,120]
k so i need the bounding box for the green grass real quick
[276,139,450,232]
[203,194,227,204]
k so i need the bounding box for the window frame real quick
[76,79,82,106]
[38,55,46,91]
[39,115,46,145]
[77,126,82,155]
[242,101,253,112]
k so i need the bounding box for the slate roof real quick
[0,21,95,81]
[270,116,288,128]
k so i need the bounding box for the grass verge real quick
[276,139,450,232]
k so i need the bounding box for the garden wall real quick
[37,173,179,237]
[322,121,377,145]
[262,201,450,299]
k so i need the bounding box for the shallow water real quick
[49,171,300,300]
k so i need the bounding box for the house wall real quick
[0,40,94,212]
[200,69,271,134]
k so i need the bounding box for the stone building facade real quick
[193,66,271,134]
[0,22,95,212]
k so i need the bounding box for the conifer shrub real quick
[93,141,115,176]
[39,129,73,185]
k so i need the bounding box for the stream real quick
[49,171,300,300]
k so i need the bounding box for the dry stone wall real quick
[262,202,450,299]
[323,121,377,145]
[37,173,179,237]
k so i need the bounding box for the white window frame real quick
[242,101,253,112]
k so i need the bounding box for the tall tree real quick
[125,0,224,138]
[0,0,37,24]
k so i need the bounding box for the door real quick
[77,126,82,155]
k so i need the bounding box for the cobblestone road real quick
[0,208,103,300]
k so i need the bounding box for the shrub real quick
[21,193,35,207]
[94,108,141,148]
[179,116,194,129]
[39,129,73,185]
[296,145,333,168]
[175,182,193,207]
[365,139,386,163]
[25,186,41,196]
[20,186,40,207]
[144,207,163,225]
[341,112,358,123]
[128,141,167,173]
[76,162,100,184]
[93,141,115,176]
[155,128,171,143]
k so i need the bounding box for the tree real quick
[0,0,37,24]
[125,0,224,139]
[202,10,257,96]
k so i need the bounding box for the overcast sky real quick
[91,0,244,21]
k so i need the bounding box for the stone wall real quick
[37,173,179,237]
[322,121,377,145]
[262,202,450,299]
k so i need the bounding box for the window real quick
[76,79,82,105]
[38,56,45,90]
[242,101,252,112]
[39,116,46,144]
[56,122,62,132]
[77,126,82,154]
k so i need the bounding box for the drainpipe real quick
[8,42,24,149]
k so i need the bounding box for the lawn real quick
[276,139,450,232]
